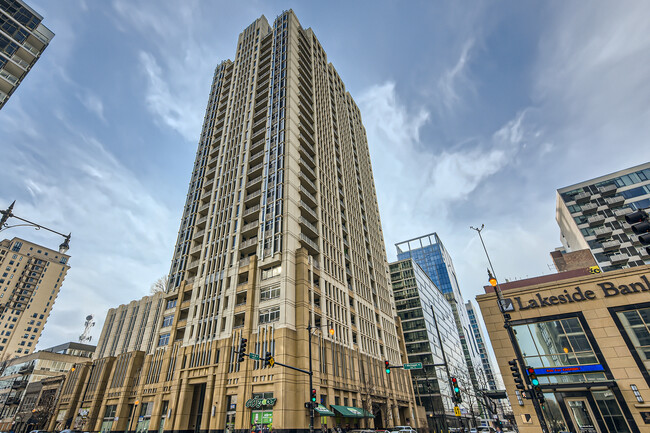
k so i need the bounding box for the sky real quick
[1,1,650,352]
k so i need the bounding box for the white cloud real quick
[0,115,177,348]
[77,90,106,122]
[438,38,475,111]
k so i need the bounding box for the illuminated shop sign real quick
[533,364,604,375]
[245,397,277,408]
[504,275,650,311]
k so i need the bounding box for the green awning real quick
[330,405,373,418]
[314,404,335,416]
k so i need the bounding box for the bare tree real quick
[150,275,169,294]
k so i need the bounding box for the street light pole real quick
[470,224,549,433]
[1,201,71,253]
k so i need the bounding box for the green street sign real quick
[404,362,423,370]
[249,353,260,360]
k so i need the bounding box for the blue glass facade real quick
[396,233,487,414]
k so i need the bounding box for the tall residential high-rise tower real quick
[0,0,54,109]
[396,234,485,405]
[556,162,650,272]
[0,237,70,361]
[51,11,417,433]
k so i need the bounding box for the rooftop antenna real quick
[79,314,95,344]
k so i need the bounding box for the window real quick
[158,333,170,346]
[259,307,280,324]
[162,315,174,327]
[166,299,177,309]
[615,306,650,377]
[513,317,604,384]
[260,285,280,301]
[261,265,281,280]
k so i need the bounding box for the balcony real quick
[299,160,316,180]
[251,127,266,143]
[193,228,206,240]
[243,205,260,218]
[594,227,612,240]
[252,117,267,134]
[249,149,265,165]
[299,148,316,168]
[605,196,625,208]
[187,259,200,271]
[300,217,318,236]
[609,253,629,265]
[599,184,617,197]
[299,200,318,222]
[587,215,605,227]
[581,203,598,215]
[240,237,258,253]
[241,220,259,235]
[247,175,263,188]
[300,233,320,254]
[245,190,261,204]
[574,192,591,204]
[614,208,633,219]
[299,172,317,193]
[300,185,317,206]
[602,240,621,252]
[248,162,264,178]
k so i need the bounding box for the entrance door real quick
[566,398,601,433]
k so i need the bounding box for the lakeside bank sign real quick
[502,275,650,312]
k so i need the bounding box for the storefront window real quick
[513,317,606,383]
[540,393,568,433]
[593,390,631,433]
[616,307,650,375]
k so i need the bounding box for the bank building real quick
[49,10,418,433]
[477,264,650,433]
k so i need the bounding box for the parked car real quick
[390,427,417,433]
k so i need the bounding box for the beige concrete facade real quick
[0,237,70,361]
[50,252,417,433]
[50,10,418,433]
[94,292,165,359]
[0,343,94,431]
[477,265,650,433]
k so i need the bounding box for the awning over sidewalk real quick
[330,405,374,418]
[314,404,335,416]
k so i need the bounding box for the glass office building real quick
[396,233,486,403]
[390,258,472,429]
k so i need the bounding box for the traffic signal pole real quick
[470,225,549,433]
[308,324,315,433]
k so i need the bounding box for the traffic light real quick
[625,210,650,255]
[526,366,545,403]
[451,377,461,403]
[264,351,274,367]
[385,360,391,374]
[509,359,525,391]
[311,389,317,402]
[238,338,247,362]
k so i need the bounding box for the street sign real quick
[403,362,423,370]
[249,353,260,360]
[453,406,461,417]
